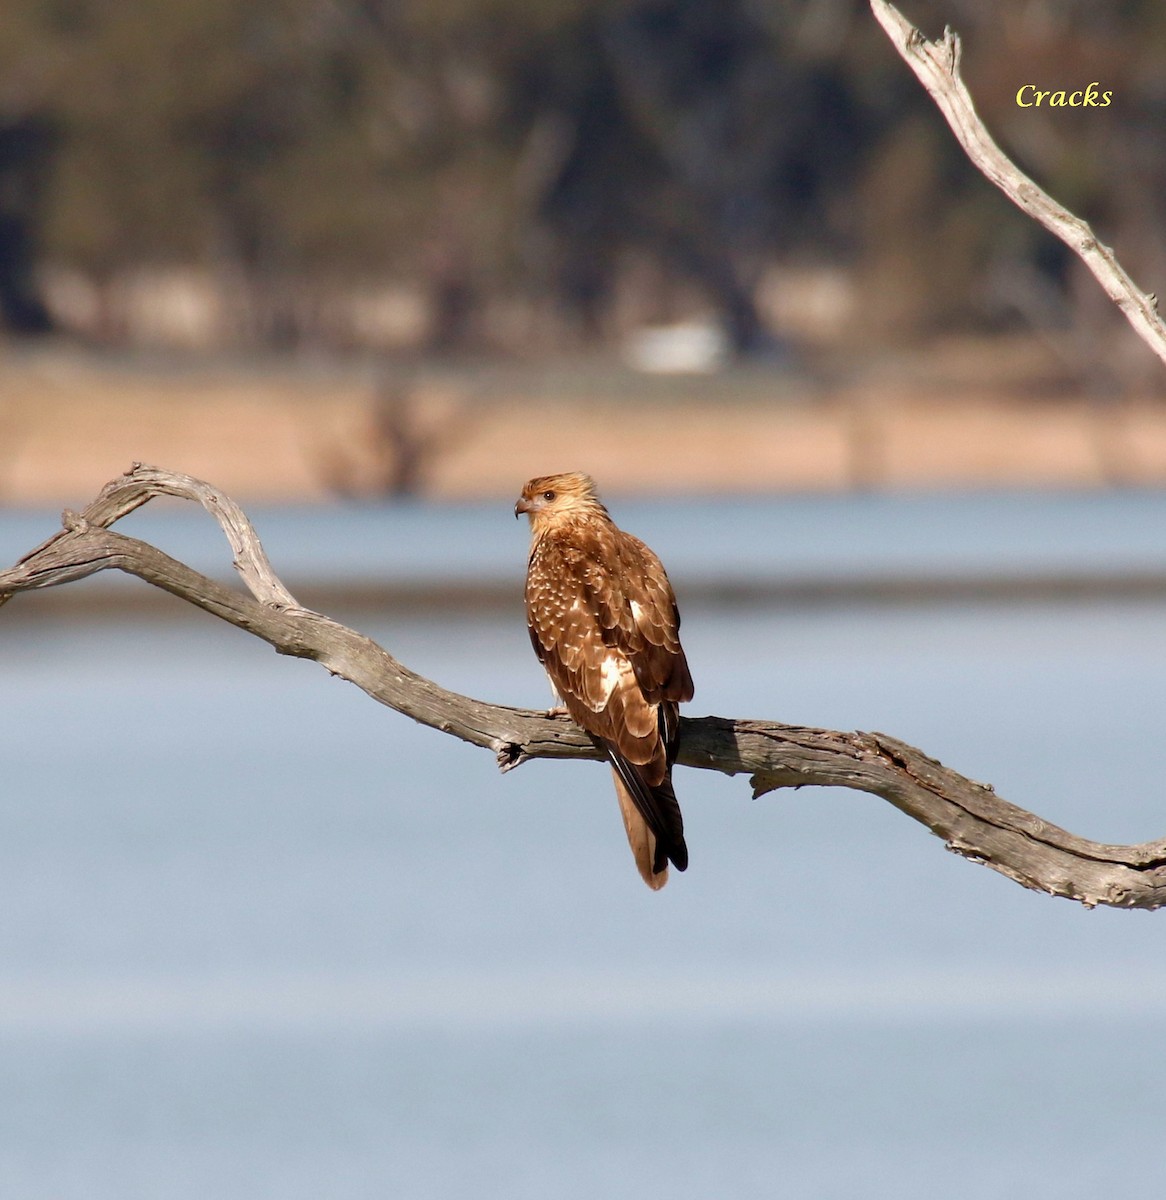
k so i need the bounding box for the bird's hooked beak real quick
[514,495,534,519]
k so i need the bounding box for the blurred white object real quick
[623,319,729,374]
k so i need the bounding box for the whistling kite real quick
[516,472,692,889]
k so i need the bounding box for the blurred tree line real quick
[0,0,1164,357]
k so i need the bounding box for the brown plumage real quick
[515,472,693,889]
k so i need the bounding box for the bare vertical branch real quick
[869,0,1166,369]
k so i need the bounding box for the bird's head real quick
[515,472,604,530]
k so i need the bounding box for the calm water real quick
[2,495,1166,1198]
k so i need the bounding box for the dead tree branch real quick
[3,463,1166,911]
[869,0,1166,369]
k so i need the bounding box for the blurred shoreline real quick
[9,573,1166,625]
[2,334,1165,506]
[8,485,1166,622]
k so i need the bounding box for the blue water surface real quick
[1,493,1165,1198]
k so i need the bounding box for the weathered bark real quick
[870,0,1166,370]
[3,463,1165,912]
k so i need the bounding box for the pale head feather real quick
[515,471,608,533]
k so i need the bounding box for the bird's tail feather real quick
[612,768,669,890]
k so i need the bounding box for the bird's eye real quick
[543,490,556,501]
